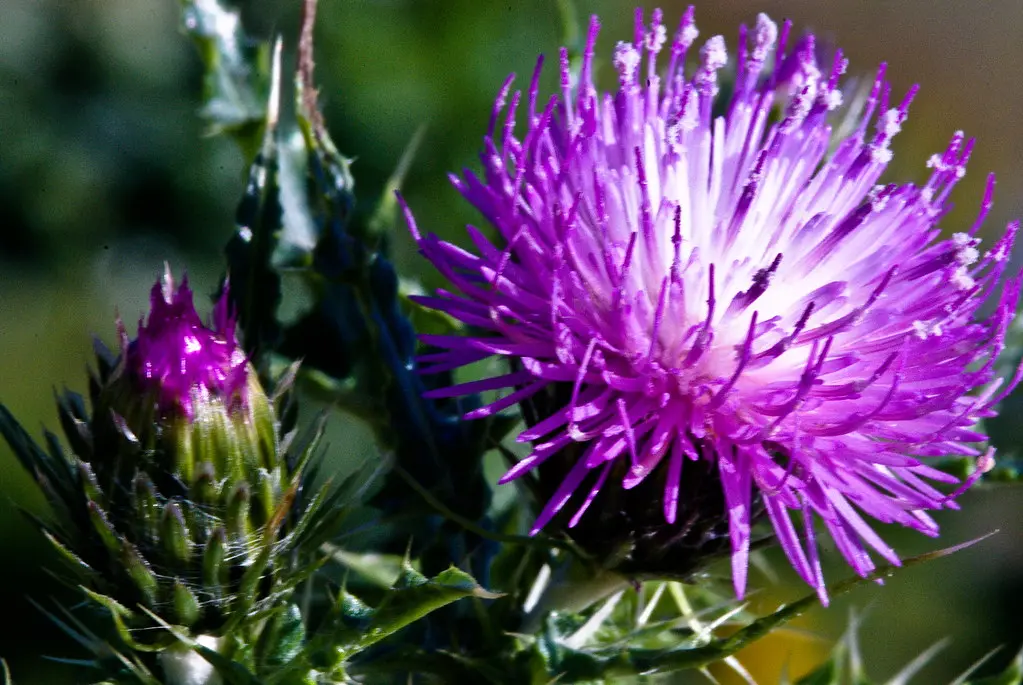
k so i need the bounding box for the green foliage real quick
[511,541,980,684]
[201,0,518,596]
[180,0,271,157]
[204,563,501,684]
[33,558,499,685]
[329,564,500,660]
[317,537,998,684]
[792,613,1023,685]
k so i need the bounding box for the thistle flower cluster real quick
[405,7,1022,600]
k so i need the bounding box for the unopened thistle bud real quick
[1,268,327,658]
[84,269,289,630]
[107,269,275,484]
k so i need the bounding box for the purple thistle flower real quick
[402,7,1022,601]
[122,268,247,419]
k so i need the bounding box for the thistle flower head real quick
[0,267,346,656]
[123,268,247,419]
[406,7,1022,601]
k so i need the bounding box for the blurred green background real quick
[1,0,1021,682]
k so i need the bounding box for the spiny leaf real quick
[886,638,950,685]
[259,565,499,681]
[41,530,97,578]
[30,600,161,685]
[533,535,995,683]
[791,609,869,685]
[953,647,1009,685]
[223,38,285,359]
[334,566,501,658]
[0,403,78,511]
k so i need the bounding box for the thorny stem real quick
[298,0,324,134]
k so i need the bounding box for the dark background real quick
[1,1,1021,682]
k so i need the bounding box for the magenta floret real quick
[124,270,247,419]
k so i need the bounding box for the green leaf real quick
[262,564,499,682]
[223,39,286,360]
[333,564,501,658]
[254,566,497,683]
[273,126,333,270]
[179,0,271,157]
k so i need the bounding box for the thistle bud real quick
[104,270,274,477]
[0,268,331,662]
